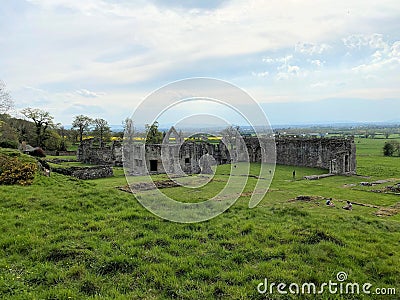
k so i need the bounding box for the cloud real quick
[390,41,400,57]
[10,0,397,88]
[276,65,302,80]
[309,59,324,67]
[262,55,293,64]
[351,38,400,73]
[251,71,269,77]
[76,89,104,98]
[342,33,389,50]
[295,42,331,55]
[3,0,400,125]
[310,81,330,88]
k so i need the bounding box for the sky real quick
[1,0,399,126]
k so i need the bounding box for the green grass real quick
[0,140,399,299]
[0,148,37,164]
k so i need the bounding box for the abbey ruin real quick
[77,127,356,176]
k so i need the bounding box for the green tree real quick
[394,141,400,157]
[145,121,163,144]
[72,115,93,143]
[21,107,54,148]
[0,117,19,148]
[383,142,395,156]
[93,118,111,147]
[43,130,62,151]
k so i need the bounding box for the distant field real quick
[356,137,400,178]
[0,139,399,299]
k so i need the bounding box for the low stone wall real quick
[52,165,113,180]
[46,150,77,156]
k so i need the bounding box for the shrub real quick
[0,154,37,185]
[383,141,400,157]
[30,147,46,157]
[383,142,394,156]
[0,140,18,149]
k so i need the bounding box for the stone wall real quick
[52,165,113,180]
[77,138,122,166]
[45,150,76,156]
[77,131,356,176]
[243,136,356,174]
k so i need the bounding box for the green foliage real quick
[0,118,19,149]
[383,142,395,156]
[72,115,93,142]
[21,107,55,148]
[145,121,163,144]
[0,153,37,185]
[383,141,399,157]
[43,130,62,151]
[92,118,111,145]
[0,148,37,164]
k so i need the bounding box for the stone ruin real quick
[77,127,356,176]
[77,138,123,166]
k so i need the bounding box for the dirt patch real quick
[118,180,180,192]
[375,203,400,217]
[288,195,325,202]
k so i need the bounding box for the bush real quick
[383,141,400,157]
[0,154,37,185]
[0,140,18,149]
[30,147,46,157]
[383,142,395,156]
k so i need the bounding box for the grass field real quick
[0,138,399,299]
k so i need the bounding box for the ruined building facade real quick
[77,128,356,175]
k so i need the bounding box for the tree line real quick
[0,109,116,151]
[0,80,165,150]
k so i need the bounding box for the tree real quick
[43,130,62,151]
[72,115,92,142]
[392,141,400,157]
[383,142,395,157]
[0,81,13,114]
[93,118,111,146]
[56,125,68,151]
[21,107,54,147]
[0,118,19,148]
[123,118,134,138]
[145,121,163,144]
[221,125,240,150]
[123,118,135,143]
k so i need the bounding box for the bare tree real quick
[221,125,240,150]
[0,80,14,114]
[21,107,54,147]
[72,115,92,142]
[123,118,134,141]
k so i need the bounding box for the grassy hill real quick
[0,138,399,299]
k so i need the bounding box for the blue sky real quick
[1,0,399,125]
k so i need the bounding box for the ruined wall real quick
[52,165,114,179]
[126,142,229,175]
[77,133,356,175]
[77,139,123,166]
[243,136,356,174]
